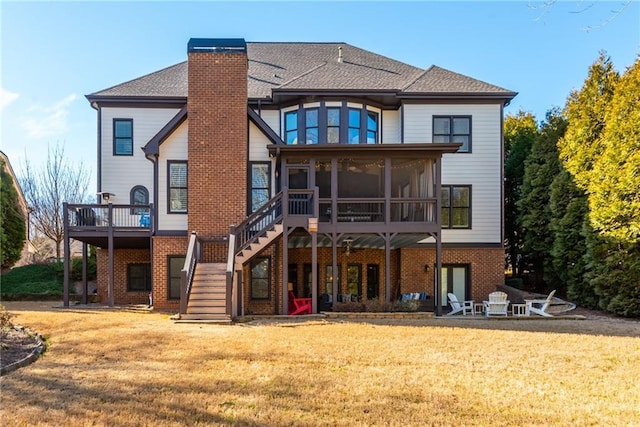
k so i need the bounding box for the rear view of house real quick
[64,38,516,319]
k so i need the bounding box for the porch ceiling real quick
[287,232,433,250]
[67,234,151,250]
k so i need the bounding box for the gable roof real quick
[87,42,516,102]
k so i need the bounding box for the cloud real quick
[1,87,20,110]
[21,93,78,139]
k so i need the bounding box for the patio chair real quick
[446,293,474,316]
[288,291,312,315]
[525,290,556,317]
[483,291,510,317]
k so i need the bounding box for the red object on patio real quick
[288,291,312,315]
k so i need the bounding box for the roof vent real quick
[338,46,343,63]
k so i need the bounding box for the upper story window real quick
[130,185,149,215]
[285,111,298,144]
[433,116,471,152]
[113,119,133,155]
[283,102,379,145]
[441,185,471,229]
[168,161,187,213]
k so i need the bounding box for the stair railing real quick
[180,231,198,315]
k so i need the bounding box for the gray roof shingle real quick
[87,42,516,100]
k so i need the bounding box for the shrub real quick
[0,305,14,329]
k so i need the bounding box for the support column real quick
[311,230,318,313]
[107,203,114,307]
[332,234,338,310]
[282,227,289,315]
[385,233,391,302]
[63,203,70,307]
[82,242,88,304]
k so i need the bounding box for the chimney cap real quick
[188,38,247,53]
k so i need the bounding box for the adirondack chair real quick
[525,290,556,317]
[288,291,312,315]
[483,291,510,317]
[446,293,474,315]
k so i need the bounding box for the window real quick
[346,264,362,296]
[251,257,270,299]
[285,111,298,145]
[113,119,133,155]
[305,108,319,144]
[366,111,378,144]
[168,256,185,300]
[130,185,149,214]
[325,265,341,295]
[127,263,151,292]
[283,103,379,145]
[327,108,340,143]
[433,116,471,152]
[250,162,271,213]
[442,186,471,229]
[348,108,361,144]
[168,161,187,213]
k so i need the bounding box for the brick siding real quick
[187,49,248,239]
[151,236,188,310]
[96,248,151,305]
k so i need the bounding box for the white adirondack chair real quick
[447,293,474,316]
[483,291,510,317]
[526,290,556,317]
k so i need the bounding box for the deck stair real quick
[179,263,231,323]
[235,224,283,265]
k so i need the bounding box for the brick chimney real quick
[187,38,248,238]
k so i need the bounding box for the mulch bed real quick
[1,327,44,375]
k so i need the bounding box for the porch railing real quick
[65,203,152,230]
[318,198,437,223]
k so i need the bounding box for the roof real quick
[87,42,516,102]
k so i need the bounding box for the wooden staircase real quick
[235,224,283,266]
[179,263,231,323]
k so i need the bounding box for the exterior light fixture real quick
[98,192,115,202]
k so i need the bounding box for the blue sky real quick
[1,1,638,192]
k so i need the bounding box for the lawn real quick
[1,301,639,426]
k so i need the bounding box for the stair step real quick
[187,300,226,308]
[177,314,231,323]
[186,305,227,314]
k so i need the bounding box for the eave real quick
[268,142,462,157]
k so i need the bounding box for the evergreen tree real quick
[549,169,595,305]
[1,158,27,269]
[504,111,538,277]
[558,52,619,190]
[518,109,567,291]
[589,58,640,243]
[587,58,640,317]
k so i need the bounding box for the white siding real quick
[248,121,276,202]
[259,110,279,137]
[404,103,502,244]
[249,122,271,161]
[100,107,180,206]
[382,109,401,143]
[158,121,188,231]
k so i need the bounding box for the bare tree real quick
[20,143,90,260]
[528,0,633,31]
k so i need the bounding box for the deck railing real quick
[65,203,152,230]
[318,198,437,224]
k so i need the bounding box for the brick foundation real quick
[241,242,503,315]
[96,248,151,305]
[151,236,189,310]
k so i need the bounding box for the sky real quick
[1,1,639,192]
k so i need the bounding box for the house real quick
[63,38,516,319]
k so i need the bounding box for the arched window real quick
[130,185,149,214]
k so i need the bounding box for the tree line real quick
[505,52,640,317]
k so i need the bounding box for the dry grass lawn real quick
[1,301,639,426]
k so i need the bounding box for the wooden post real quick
[63,203,70,307]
